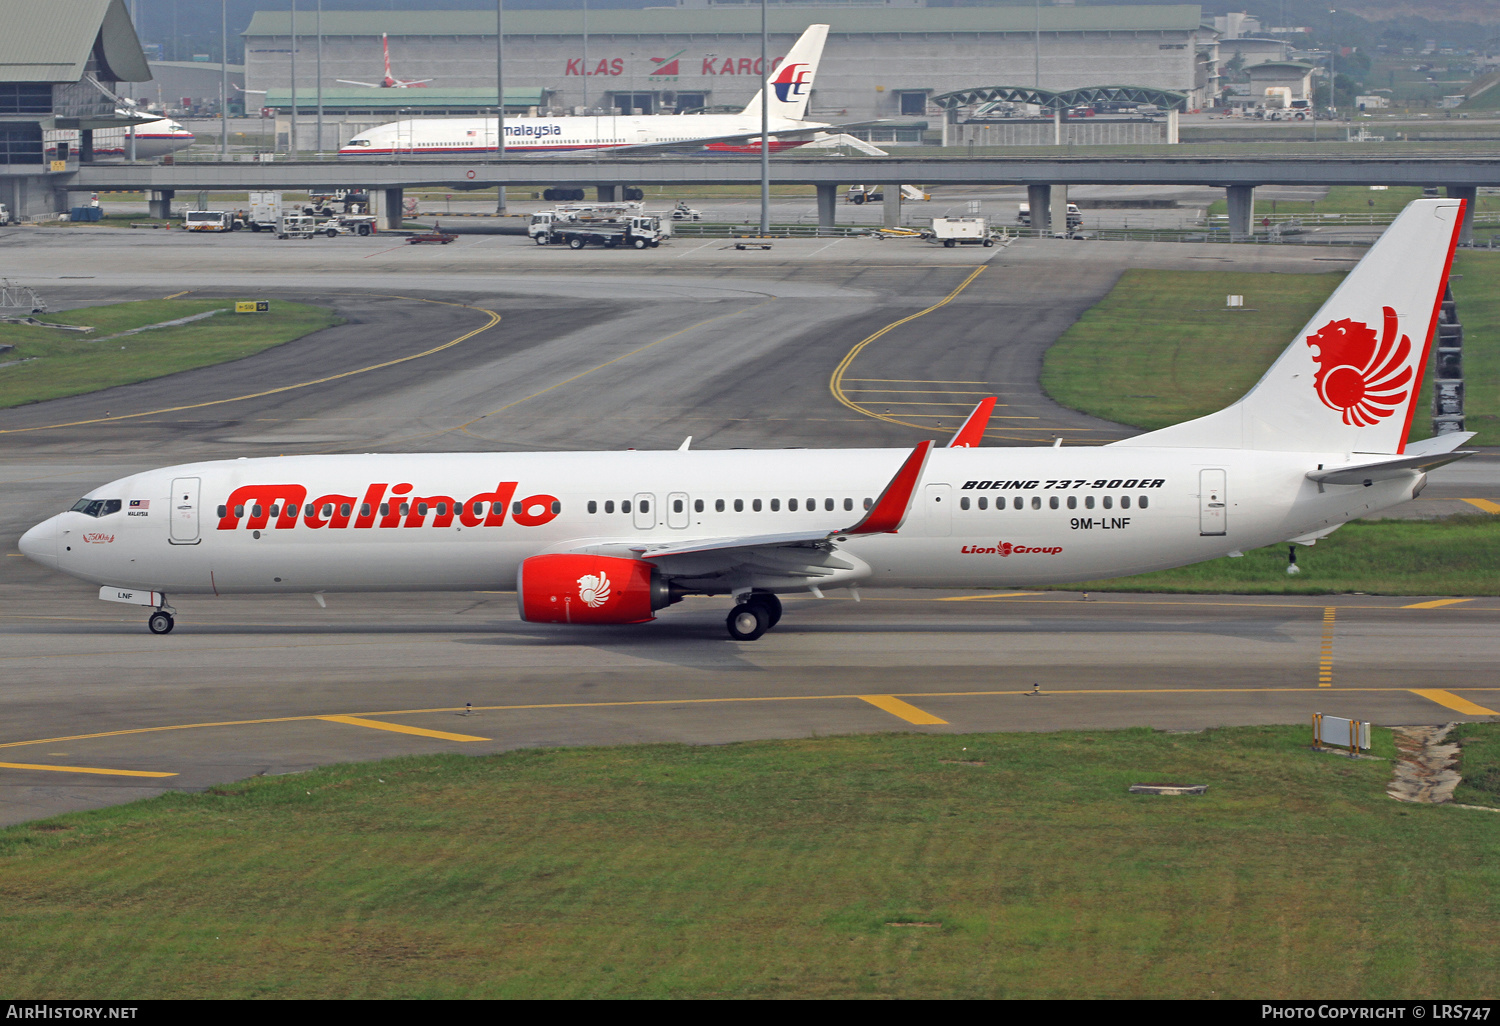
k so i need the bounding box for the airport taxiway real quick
[1,228,1494,825]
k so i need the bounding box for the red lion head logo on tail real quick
[1305,306,1413,427]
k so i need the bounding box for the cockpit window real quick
[347,138,371,147]
[69,498,121,517]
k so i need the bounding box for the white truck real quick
[544,214,670,250]
[1016,202,1082,230]
[927,216,995,248]
[246,191,283,232]
[529,202,646,243]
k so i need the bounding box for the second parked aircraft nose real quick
[18,515,59,569]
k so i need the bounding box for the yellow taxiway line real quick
[317,715,489,743]
[859,695,949,725]
[0,297,501,435]
[1403,598,1475,609]
[0,761,176,778]
[1410,690,1500,716]
[6,687,1499,753]
[1461,498,1500,514]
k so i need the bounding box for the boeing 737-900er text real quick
[18,200,1474,640]
[337,25,849,158]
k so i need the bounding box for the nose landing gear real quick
[147,597,177,635]
[724,591,782,641]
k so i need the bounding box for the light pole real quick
[1034,0,1041,88]
[316,0,324,156]
[759,0,769,236]
[496,0,505,213]
[220,0,228,159]
[289,0,298,156]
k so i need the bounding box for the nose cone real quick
[18,515,59,569]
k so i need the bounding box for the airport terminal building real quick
[242,4,1219,123]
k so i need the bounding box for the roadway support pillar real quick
[378,187,404,230]
[79,129,94,164]
[1446,186,1477,245]
[883,182,901,228]
[1050,184,1070,237]
[1226,184,1256,240]
[147,189,174,219]
[1027,183,1051,234]
[596,184,617,202]
[816,183,837,229]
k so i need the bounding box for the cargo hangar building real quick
[242,3,1220,135]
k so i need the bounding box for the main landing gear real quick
[725,591,782,641]
[147,597,176,635]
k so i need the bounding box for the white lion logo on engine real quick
[577,572,611,608]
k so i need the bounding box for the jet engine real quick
[517,553,676,624]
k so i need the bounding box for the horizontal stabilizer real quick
[1306,448,1475,486]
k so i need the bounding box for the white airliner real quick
[18,200,1472,640]
[337,24,838,158]
[45,112,195,162]
[336,33,434,89]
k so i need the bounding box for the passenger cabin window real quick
[734,499,744,512]
[770,499,780,512]
[605,500,615,513]
[716,499,725,512]
[1121,496,1131,509]
[752,499,762,512]
[1067,496,1077,510]
[1103,496,1113,510]
[673,499,684,513]
[788,498,798,512]
[1139,496,1149,509]
[588,501,597,514]
[1012,497,1023,510]
[1085,496,1095,509]
[844,498,853,511]
[622,500,632,514]
[960,496,970,510]
[978,497,988,510]
[1049,496,1059,510]
[694,499,704,513]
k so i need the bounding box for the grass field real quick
[1207,185,1500,218]
[1,725,1496,998]
[0,299,342,409]
[1040,252,1500,446]
[1043,516,1500,596]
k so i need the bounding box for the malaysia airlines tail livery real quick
[18,200,1473,640]
[338,25,832,158]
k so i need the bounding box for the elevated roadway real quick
[68,155,1500,237]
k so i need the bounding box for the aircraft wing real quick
[336,79,381,88]
[562,441,933,588]
[607,124,831,156]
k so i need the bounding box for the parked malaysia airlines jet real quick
[18,200,1473,640]
[338,25,834,158]
[45,112,194,161]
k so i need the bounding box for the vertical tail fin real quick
[1113,198,1464,455]
[741,24,829,122]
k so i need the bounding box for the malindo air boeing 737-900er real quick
[18,200,1474,640]
[336,25,851,159]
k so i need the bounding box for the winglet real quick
[841,440,933,535]
[947,397,997,448]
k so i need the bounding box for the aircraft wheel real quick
[726,603,769,641]
[748,592,782,629]
[148,611,175,635]
[633,237,647,249]
[568,236,585,250]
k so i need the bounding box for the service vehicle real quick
[182,210,236,232]
[245,191,282,232]
[0,202,11,225]
[528,203,646,243]
[276,212,322,240]
[544,214,669,250]
[672,202,703,221]
[927,216,995,248]
[1017,202,1082,229]
[19,200,1473,640]
[319,214,379,237]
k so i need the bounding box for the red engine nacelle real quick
[517,553,672,625]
